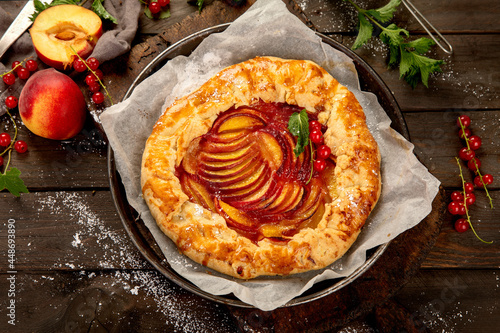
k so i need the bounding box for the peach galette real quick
[141,56,381,279]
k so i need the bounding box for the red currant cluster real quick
[148,0,170,15]
[73,57,106,104]
[456,115,494,187]
[309,120,331,172]
[448,115,494,238]
[2,59,38,85]
[0,98,28,168]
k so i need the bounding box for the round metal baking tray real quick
[108,23,409,308]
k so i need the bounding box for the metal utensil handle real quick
[401,0,453,54]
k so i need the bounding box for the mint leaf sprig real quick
[345,0,445,88]
[0,110,29,197]
[288,109,314,184]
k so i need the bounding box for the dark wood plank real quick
[394,269,500,332]
[344,34,500,111]
[0,118,109,190]
[0,191,148,271]
[294,0,500,33]
[422,190,500,269]
[0,270,238,332]
[404,111,500,188]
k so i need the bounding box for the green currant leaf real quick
[0,168,29,197]
[379,23,409,67]
[144,7,153,19]
[91,0,117,24]
[196,0,205,13]
[373,0,401,23]
[158,8,171,19]
[352,13,373,50]
[399,46,444,88]
[288,109,310,157]
[403,37,435,54]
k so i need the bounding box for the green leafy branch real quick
[187,0,205,13]
[31,0,117,24]
[345,0,444,88]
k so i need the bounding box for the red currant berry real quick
[92,91,105,104]
[475,174,493,187]
[458,147,475,161]
[465,192,476,207]
[459,128,471,139]
[467,157,481,172]
[458,202,466,215]
[3,73,15,85]
[482,174,494,185]
[93,69,104,81]
[86,57,99,71]
[85,73,97,86]
[149,1,161,14]
[158,0,170,6]
[88,82,101,93]
[457,115,471,128]
[464,182,474,193]
[11,61,21,71]
[25,59,38,72]
[5,96,18,109]
[454,218,469,233]
[17,67,30,80]
[313,159,326,172]
[0,155,3,167]
[73,58,87,72]
[309,120,322,132]
[448,201,461,215]
[310,129,323,144]
[450,191,464,202]
[14,140,28,153]
[0,132,11,147]
[468,135,482,150]
[317,144,331,159]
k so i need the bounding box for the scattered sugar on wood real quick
[36,191,234,331]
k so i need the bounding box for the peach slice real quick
[30,5,103,70]
[218,115,265,133]
[199,156,257,179]
[254,132,283,170]
[260,224,294,238]
[217,200,257,229]
[183,175,216,211]
[201,144,254,162]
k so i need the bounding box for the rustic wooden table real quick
[1,0,499,332]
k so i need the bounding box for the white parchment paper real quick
[100,0,440,311]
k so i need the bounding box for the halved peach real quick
[30,5,102,70]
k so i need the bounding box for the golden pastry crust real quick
[141,56,381,279]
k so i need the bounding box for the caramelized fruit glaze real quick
[176,102,334,242]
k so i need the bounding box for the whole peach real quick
[19,68,86,140]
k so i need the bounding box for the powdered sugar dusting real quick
[37,191,146,270]
[35,191,234,330]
